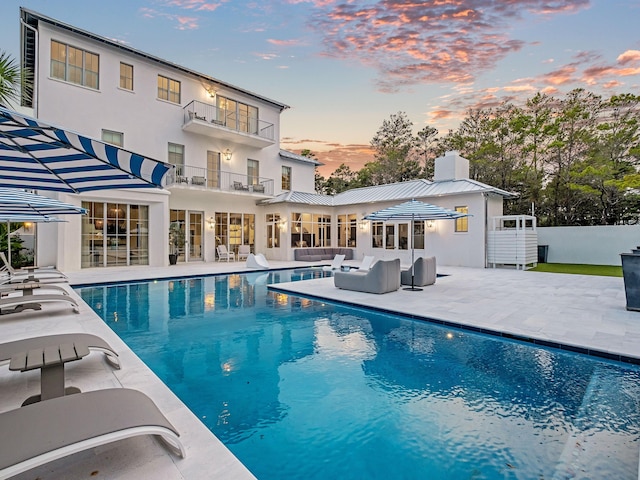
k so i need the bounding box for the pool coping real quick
[268,284,640,365]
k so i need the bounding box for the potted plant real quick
[168,222,185,265]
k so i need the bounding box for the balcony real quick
[166,164,274,196]
[182,100,275,148]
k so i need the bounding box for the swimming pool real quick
[78,268,640,479]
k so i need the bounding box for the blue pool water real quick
[78,268,640,479]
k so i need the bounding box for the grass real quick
[529,263,622,277]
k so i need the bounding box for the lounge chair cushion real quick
[0,388,184,478]
[334,258,401,294]
[401,256,436,287]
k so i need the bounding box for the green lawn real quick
[529,263,622,277]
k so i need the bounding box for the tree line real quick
[313,89,640,226]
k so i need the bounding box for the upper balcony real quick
[182,100,275,148]
[166,164,274,197]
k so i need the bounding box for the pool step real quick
[551,367,638,479]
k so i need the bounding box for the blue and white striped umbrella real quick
[0,188,87,216]
[0,106,173,193]
[364,199,470,290]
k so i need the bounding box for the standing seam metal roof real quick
[260,178,516,206]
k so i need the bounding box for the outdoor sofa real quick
[334,258,401,294]
[294,248,354,262]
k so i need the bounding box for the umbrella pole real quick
[403,216,422,291]
[6,221,10,267]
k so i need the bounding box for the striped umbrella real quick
[364,199,469,291]
[0,188,87,217]
[0,188,86,265]
[0,106,173,193]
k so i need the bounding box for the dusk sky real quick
[0,0,639,175]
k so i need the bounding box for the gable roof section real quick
[261,178,516,207]
[279,150,323,166]
[21,8,290,112]
[263,191,334,206]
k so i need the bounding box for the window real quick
[102,129,123,147]
[338,214,357,248]
[207,151,221,188]
[282,166,291,191]
[215,212,255,256]
[413,221,425,249]
[168,143,185,180]
[247,159,259,185]
[372,221,383,248]
[158,74,181,103]
[217,96,259,134]
[81,202,148,267]
[120,62,133,90]
[168,143,184,165]
[291,213,331,247]
[266,214,281,248]
[385,224,395,249]
[50,40,99,89]
[455,206,469,232]
[398,223,409,250]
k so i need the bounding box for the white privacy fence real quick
[537,225,640,266]
[487,215,538,270]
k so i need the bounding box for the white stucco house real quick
[17,8,518,271]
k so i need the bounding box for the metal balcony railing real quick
[183,100,275,142]
[166,164,274,195]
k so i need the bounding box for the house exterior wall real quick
[26,15,305,271]
[21,11,511,271]
[34,23,291,190]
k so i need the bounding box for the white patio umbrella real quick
[0,188,87,265]
[364,199,470,291]
[0,106,173,193]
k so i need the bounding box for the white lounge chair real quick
[216,245,235,262]
[237,245,251,261]
[358,255,375,271]
[322,254,346,272]
[0,292,79,315]
[0,282,68,296]
[246,253,270,270]
[0,388,185,478]
[0,333,120,370]
[0,252,67,283]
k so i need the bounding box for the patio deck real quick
[0,260,638,479]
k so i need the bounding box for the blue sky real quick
[0,0,638,174]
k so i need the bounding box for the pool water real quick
[78,269,640,479]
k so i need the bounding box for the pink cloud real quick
[268,39,305,47]
[618,50,640,64]
[309,0,591,90]
[138,7,200,29]
[163,0,223,11]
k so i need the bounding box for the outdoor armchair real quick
[238,245,251,261]
[216,245,235,262]
[401,256,436,287]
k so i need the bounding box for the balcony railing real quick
[183,100,275,142]
[166,164,274,196]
